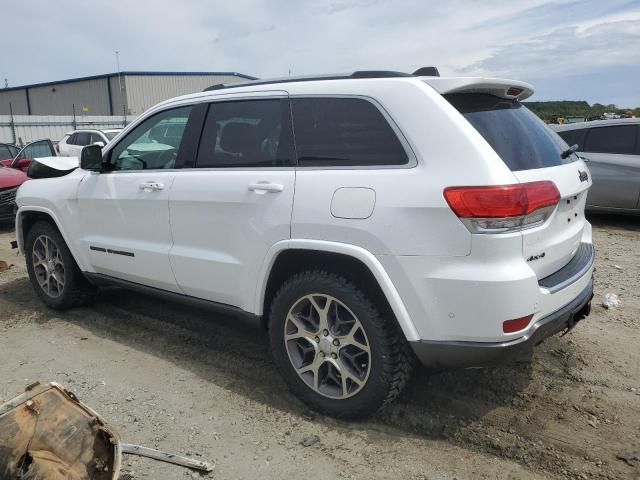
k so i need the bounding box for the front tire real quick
[25,221,94,310]
[268,270,413,418]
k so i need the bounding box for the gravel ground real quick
[0,215,639,480]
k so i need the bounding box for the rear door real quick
[168,94,296,310]
[578,124,640,210]
[446,93,591,278]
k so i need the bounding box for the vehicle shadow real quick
[587,212,640,231]
[0,277,533,441]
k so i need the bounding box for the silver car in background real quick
[553,119,640,214]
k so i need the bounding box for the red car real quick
[0,139,56,221]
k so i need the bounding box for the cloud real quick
[467,18,640,80]
[1,0,639,106]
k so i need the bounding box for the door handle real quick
[139,181,164,192]
[248,182,284,194]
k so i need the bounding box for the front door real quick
[169,96,296,311]
[75,105,195,292]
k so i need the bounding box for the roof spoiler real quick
[422,77,534,101]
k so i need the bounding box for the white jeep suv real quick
[15,71,595,418]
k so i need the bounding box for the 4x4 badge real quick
[578,170,589,182]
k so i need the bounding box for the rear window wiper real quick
[561,144,579,159]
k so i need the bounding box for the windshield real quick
[445,93,576,171]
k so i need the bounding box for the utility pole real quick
[3,78,7,89]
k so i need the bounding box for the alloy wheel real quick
[32,234,65,298]
[284,294,371,399]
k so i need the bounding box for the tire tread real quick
[268,270,414,418]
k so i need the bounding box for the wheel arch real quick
[257,240,419,342]
[16,207,85,270]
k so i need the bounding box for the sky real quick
[3,0,640,106]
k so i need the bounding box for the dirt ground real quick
[0,215,638,480]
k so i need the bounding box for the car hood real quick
[0,166,28,189]
[35,156,79,170]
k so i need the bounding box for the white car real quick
[57,129,121,157]
[14,70,594,418]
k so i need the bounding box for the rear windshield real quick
[445,93,575,171]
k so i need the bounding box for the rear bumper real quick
[410,278,593,369]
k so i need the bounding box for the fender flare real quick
[254,239,420,342]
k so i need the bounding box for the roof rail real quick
[350,70,414,78]
[201,69,426,92]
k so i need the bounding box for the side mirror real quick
[93,141,105,147]
[80,145,104,171]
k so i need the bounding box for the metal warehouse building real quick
[0,71,255,117]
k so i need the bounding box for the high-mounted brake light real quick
[444,181,560,233]
[503,315,533,333]
[506,87,523,97]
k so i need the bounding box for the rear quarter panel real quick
[288,78,518,257]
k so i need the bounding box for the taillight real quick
[444,181,560,233]
[503,315,533,333]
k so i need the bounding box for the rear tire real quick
[25,220,94,310]
[268,270,413,418]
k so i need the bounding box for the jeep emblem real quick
[578,170,589,182]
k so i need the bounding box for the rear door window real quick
[74,132,90,146]
[557,129,587,151]
[291,97,408,167]
[583,125,637,155]
[90,132,106,145]
[445,93,575,171]
[196,98,294,168]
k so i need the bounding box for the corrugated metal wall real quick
[0,115,136,145]
[0,89,29,115]
[27,78,112,116]
[1,74,249,117]
[109,76,127,116]
[124,74,246,115]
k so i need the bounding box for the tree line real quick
[523,100,640,121]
